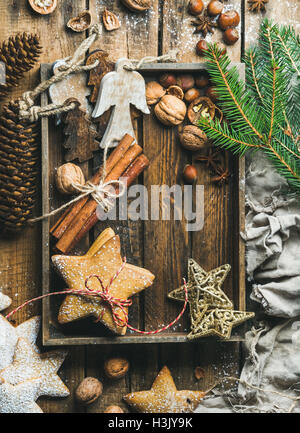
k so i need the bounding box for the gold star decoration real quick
[0,337,69,398]
[123,366,206,413]
[168,259,255,340]
[191,12,218,37]
[0,377,43,413]
[52,228,155,335]
[248,0,268,12]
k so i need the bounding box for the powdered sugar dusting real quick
[0,378,43,413]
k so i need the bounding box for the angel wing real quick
[129,71,150,114]
[92,71,117,118]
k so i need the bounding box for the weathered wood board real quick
[41,61,246,346]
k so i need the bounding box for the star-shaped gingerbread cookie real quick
[0,337,69,398]
[123,366,206,413]
[0,377,43,413]
[0,315,40,370]
[52,228,155,335]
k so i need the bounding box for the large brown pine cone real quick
[0,100,39,233]
[0,32,42,99]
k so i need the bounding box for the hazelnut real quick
[194,366,205,380]
[207,0,223,16]
[104,358,129,380]
[188,0,204,15]
[218,10,240,30]
[104,405,124,413]
[205,86,218,102]
[184,88,201,104]
[223,28,239,45]
[183,164,197,184]
[195,71,210,88]
[167,85,184,100]
[75,377,103,405]
[196,39,208,56]
[55,163,85,195]
[176,75,195,92]
[215,42,227,56]
[159,73,177,88]
[146,81,166,105]
[179,125,208,151]
[154,95,187,126]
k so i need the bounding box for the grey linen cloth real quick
[195,153,300,413]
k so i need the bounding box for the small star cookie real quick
[0,337,69,398]
[124,366,206,413]
[53,228,155,335]
[0,315,40,370]
[0,291,12,311]
[0,377,43,413]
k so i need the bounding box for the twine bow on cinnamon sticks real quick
[50,134,149,253]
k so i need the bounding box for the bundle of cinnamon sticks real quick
[50,134,149,253]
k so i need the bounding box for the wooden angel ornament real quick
[92,58,150,149]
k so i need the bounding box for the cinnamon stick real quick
[55,143,143,254]
[67,154,150,251]
[50,134,135,239]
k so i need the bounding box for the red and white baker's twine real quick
[5,258,188,335]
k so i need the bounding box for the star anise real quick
[211,168,231,185]
[195,148,222,173]
[248,0,268,12]
[191,12,218,38]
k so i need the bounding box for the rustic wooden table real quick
[0,0,298,414]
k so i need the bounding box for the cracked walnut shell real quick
[102,9,121,31]
[104,358,130,380]
[146,81,166,105]
[154,95,187,126]
[121,0,151,12]
[67,11,92,32]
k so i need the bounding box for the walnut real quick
[146,81,166,105]
[104,358,130,380]
[75,377,103,405]
[104,405,124,413]
[102,8,121,31]
[187,96,216,125]
[29,0,57,15]
[67,11,92,32]
[154,95,187,126]
[121,0,151,12]
[179,125,208,151]
[55,163,85,195]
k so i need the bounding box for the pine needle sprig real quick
[199,19,300,194]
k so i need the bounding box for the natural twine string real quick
[124,49,179,71]
[19,24,102,122]
[5,258,188,336]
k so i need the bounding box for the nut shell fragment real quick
[187,96,215,125]
[28,0,57,15]
[103,9,121,31]
[167,85,184,100]
[67,11,92,32]
[121,0,151,12]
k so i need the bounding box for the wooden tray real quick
[41,62,246,346]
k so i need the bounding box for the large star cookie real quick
[0,377,43,413]
[0,291,12,311]
[52,228,155,335]
[0,337,69,398]
[124,366,206,413]
[0,315,40,370]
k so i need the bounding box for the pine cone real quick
[0,33,42,99]
[0,100,39,233]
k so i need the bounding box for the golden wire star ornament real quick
[168,259,233,327]
[123,366,206,413]
[168,259,255,340]
[52,228,155,335]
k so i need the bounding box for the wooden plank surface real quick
[0,0,298,413]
